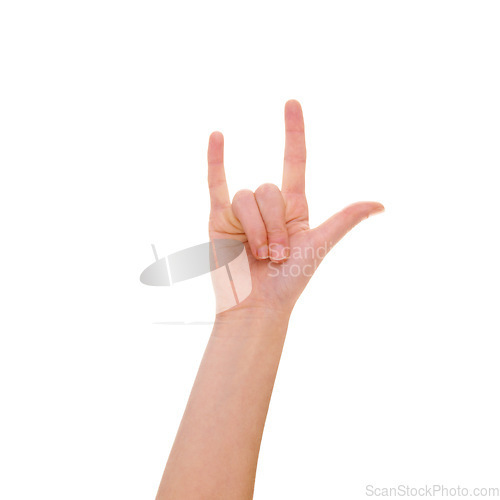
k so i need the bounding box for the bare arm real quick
[156,100,384,499]
[157,310,289,499]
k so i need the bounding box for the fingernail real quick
[370,206,385,217]
[269,243,288,262]
[257,245,269,259]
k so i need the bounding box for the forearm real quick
[156,308,290,500]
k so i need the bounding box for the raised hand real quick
[207,100,384,317]
[157,100,384,500]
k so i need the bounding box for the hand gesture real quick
[207,100,384,317]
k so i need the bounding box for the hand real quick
[207,100,384,318]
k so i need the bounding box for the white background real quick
[1,1,499,499]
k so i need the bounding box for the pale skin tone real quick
[156,100,384,499]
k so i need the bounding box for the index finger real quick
[282,100,306,195]
[207,131,230,209]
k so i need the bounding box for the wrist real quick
[213,303,291,337]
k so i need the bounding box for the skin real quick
[156,100,384,499]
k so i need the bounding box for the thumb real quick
[311,201,384,255]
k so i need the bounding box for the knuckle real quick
[232,189,253,204]
[255,183,280,198]
[266,227,288,240]
[245,223,267,248]
[250,234,267,248]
